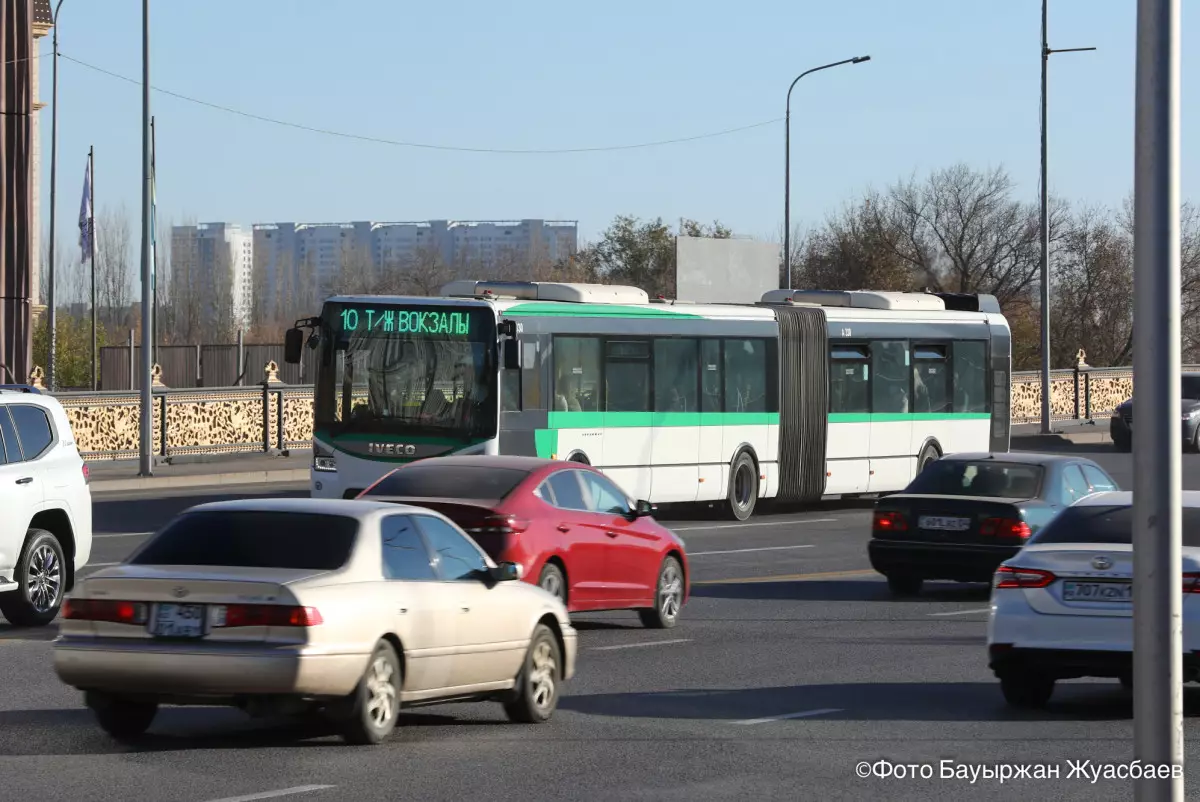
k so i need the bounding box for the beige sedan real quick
[53,497,577,745]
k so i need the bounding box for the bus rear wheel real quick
[917,443,940,474]
[726,451,758,521]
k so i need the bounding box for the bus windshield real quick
[314,301,497,437]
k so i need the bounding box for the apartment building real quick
[254,219,578,314]
[170,223,254,329]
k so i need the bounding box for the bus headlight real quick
[313,442,337,472]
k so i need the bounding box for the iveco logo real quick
[368,443,417,456]
[171,586,189,598]
[1092,556,1113,570]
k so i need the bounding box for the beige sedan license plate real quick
[152,603,205,637]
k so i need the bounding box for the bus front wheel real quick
[726,451,758,521]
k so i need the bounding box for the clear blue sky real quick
[38,0,1194,250]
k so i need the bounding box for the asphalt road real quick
[1,445,1197,801]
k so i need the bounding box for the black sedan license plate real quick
[152,603,205,637]
[1062,581,1132,603]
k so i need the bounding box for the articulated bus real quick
[285,280,1011,519]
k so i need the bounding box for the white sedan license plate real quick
[152,603,205,637]
[918,515,971,531]
[1062,581,1132,603]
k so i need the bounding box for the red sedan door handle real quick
[557,524,571,533]
[605,531,619,538]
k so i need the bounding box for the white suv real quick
[0,388,92,627]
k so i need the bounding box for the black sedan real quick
[866,452,1120,596]
[1110,372,1200,452]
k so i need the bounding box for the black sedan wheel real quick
[886,573,922,597]
[999,673,1055,709]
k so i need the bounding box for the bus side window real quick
[553,337,601,412]
[829,344,869,413]
[871,341,909,414]
[501,368,521,412]
[605,340,651,413]
[701,340,722,413]
[522,341,544,411]
[912,344,950,413]
[654,339,699,413]
[723,339,767,413]
[952,341,988,413]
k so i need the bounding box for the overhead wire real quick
[2,48,53,67]
[58,52,781,155]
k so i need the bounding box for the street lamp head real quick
[852,55,871,63]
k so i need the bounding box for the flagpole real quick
[89,146,96,390]
[47,1,64,391]
[151,116,157,365]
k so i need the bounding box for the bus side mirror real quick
[503,339,521,370]
[284,328,304,364]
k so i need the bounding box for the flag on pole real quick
[79,156,92,261]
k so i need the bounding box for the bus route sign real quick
[338,307,472,337]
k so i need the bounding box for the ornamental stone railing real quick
[17,353,1191,460]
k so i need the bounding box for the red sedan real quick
[357,456,689,628]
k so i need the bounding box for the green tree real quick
[32,313,108,389]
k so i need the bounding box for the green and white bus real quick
[286,280,1011,519]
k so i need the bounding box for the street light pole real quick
[783,55,870,290]
[46,0,64,391]
[138,0,153,476]
[1038,0,1095,433]
[1132,0,1183,797]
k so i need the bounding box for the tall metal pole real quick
[1038,0,1095,434]
[151,115,157,365]
[784,97,792,289]
[1038,0,1051,433]
[138,0,153,475]
[89,145,95,390]
[782,55,871,290]
[46,1,64,391]
[1132,0,1183,796]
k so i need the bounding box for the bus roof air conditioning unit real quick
[534,283,649,304]
[440,280,649,305]
[927,292,1002,314]
[439,280,540,300]
[761,289,946,311]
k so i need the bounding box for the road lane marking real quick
[689,545,815,557]
[81,562,119,569]
[201,786,336,802]
[591,638,691,651]
[927,607,991,617]
[673,518,837,532]
[695,569,876,585]
[94,532,152,539]
[734,707,843,725]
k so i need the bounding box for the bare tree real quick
[1050,205,1134,367]
[94,204,133,334]
[154,215,172,347]
[794,192,919,292]
[328,239,375,297]
[206,240,238,342]
[885,164,1066,305]
[403,242,453,295]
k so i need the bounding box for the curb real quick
[1011,432,1113,450]
[91,468,310,495]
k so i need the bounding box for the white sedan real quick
[987,490,1200,708]
[53,498,577,744]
